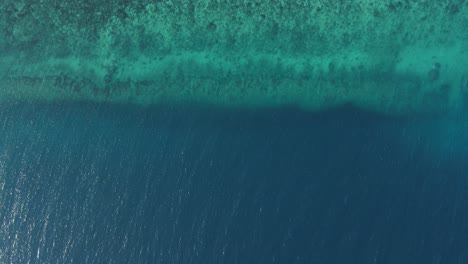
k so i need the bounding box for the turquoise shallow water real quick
[1,1,467,113]
[0,103,467,263]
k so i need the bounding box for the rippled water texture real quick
[0,103,467,263]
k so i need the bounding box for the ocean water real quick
[0,103,467,263]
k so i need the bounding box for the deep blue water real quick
[0,103,467,263]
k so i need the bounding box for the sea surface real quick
[0,103,467,263]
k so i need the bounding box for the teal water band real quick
[1,1,467,114]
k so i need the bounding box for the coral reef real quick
[0,0,467,114]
